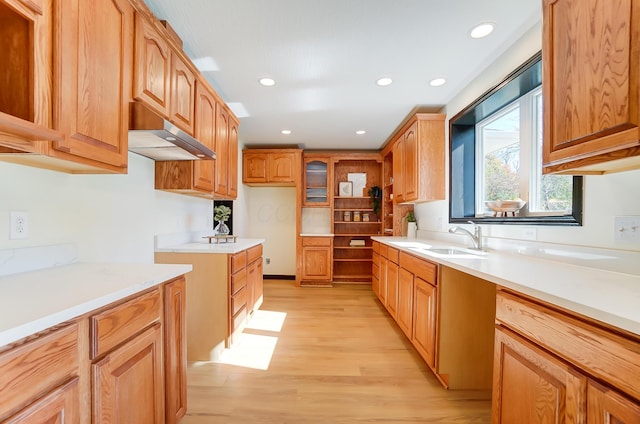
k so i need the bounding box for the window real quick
[475,87,573,217]
[449,52,583,226]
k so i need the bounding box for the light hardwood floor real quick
[183,280,491,423]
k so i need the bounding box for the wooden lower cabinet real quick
[412,277,437,369]
[492,326,587,423]
[4,378,80,424]
[397,268,414,339]
[300,236,333,285]
[385,259,399,319]
[164,277,187,423]
[494,289,640,423]
[93,324,164,424]
[0,276,187,424]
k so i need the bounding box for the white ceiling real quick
[143,0,541,150]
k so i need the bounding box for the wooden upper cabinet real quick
[193,80,216,192]
[303,156,331,206]
[215,105,230,196]
[242,149,300,186]
[269,152,296,182]
[133,13,171,117]
[169,51,196,135]
[0,0,63,153]
[227,117,239,198]
[542,0,640,174]
[388,113,445,203]
[242,152,268,183]
[52,0,133,172]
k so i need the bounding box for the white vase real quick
[407,222,417,239]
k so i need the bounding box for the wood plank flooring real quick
[183,280,491,423]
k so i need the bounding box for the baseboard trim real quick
[264,274,296,280]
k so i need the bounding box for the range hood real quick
[128,102,216,161]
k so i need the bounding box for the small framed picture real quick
[338,181,353,197]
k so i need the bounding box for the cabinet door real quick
[169,52,196,135]
[542,0,640,173]
[397,268,414,339]
[193,81,216,193]
[164,278,187,424]
[243,152,268,183]
[413,277,437,369]
[303,158,330,206]
[402,122,418,202]
[301,246,332,281]
[4,378,79,424]
[268,152,296,182]
[392,139,404,203]
[215,106,230,195]
[492,326,587,424]
[588,380,640,424]
[133,13,170,117]
[378,256,388,304]
[385,260,399,319]
[227,118,239,199]
[93,324,164,424]
[54,0,132,170]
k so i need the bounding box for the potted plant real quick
[367,185,382,217]
[213,205,232,235]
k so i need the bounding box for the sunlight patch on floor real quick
[245,309,287,332]
[216,333,278,370]
[213,309,287,370]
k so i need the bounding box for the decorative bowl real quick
[485,200,526,215]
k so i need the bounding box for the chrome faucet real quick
[449,221,483,250]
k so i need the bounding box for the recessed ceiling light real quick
[470,23,495,39]
[259,77,276,86]
[281,130,291,135]
[376,77,393,86]
[429,78,447,87]
[356,130,366,135]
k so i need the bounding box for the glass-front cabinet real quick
[303,155,331,207]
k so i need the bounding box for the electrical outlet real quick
[614,216,640,242]
[265,258,271,265]
[10,211,29,240]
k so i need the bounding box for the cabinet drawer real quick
[302,237,331,247]
[231,286,247,316]
[230,251,247,274]
[400,252,437,285]
[247,244,263,263]
[496,290,640,401]
[387,247,399,264]
[91,288,161,359]
[231,267,247,295]
[380,244,388,258]
[232,305,247,332]
[0,323,79,420]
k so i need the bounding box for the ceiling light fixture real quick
[259,77,276,86]
[281,130,291,135]
[376,77,393,86]
[470,23,495,39]
[356,130,366,135]
[429,78,447,87]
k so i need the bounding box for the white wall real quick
[242,186,297,275]
[415,21,640,252]
[0,153,213,263]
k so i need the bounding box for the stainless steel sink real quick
[424,248,470,255]
[410,246,487,258]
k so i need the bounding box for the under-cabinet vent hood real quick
[128,102,215,161]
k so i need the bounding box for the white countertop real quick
[155,238,264,254]
[0,262,192,347]
[373,236,640,336]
